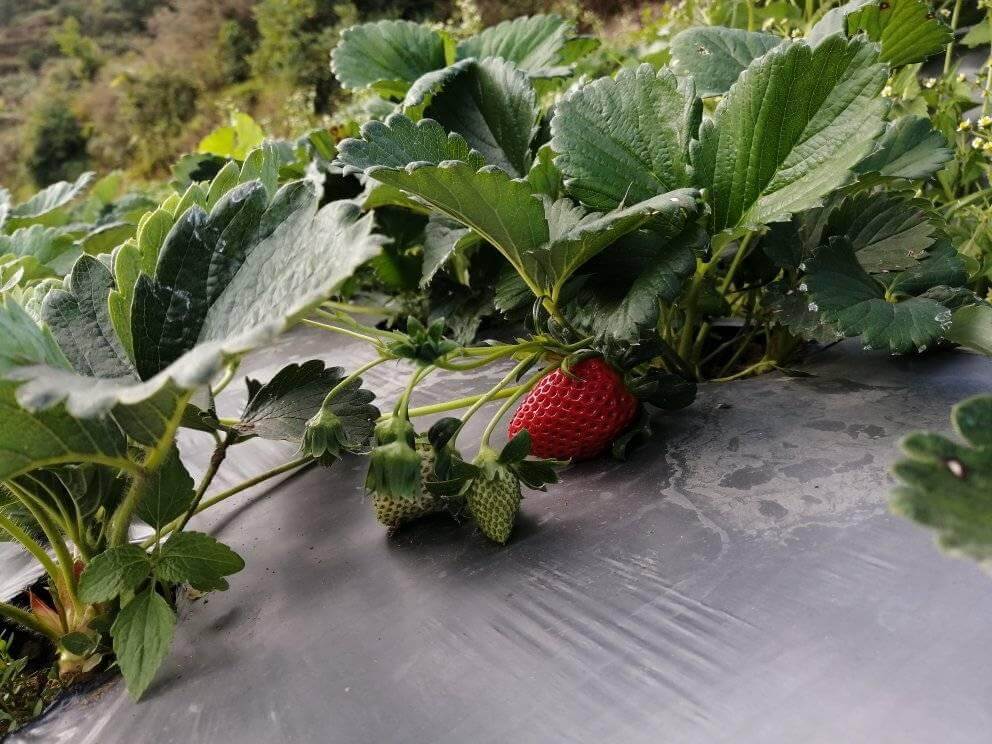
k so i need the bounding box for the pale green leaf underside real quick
[7,172,94,222]
[551,64,699,211]
[693,35,888,234]
[8,193,385,421]
[331,19,445,92]
[670,26,782,98]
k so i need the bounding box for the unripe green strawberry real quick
[370,437,442,528]
[465,454,522,544]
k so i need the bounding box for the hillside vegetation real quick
[0,0,627,195]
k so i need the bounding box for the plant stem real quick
[480,368,545,447]
[325,357,391,403]
[0,601,58,642]
[322,300,395,317]
[171,435,232,537]
[211,363,238,397]
[402,385,527,418]
[0,512,62,592]
[452,354,542,445]
[691,232,757,363]
[983,10,992,117]
[301,318,383,346]
[144,457,313,548]
[108,392,191,547]
[4,482,80,607]
[395,365,434,419]
[711,359,776,382]
[944,0,963,75]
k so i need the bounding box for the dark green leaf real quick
[43,255,137,378]
[855,115,953,180]
[238,359,378,448]
[156,531,245,592]
[424,58,539,177]
[821,192,940,273]
[135,446,194,530]
[111,587,176,699]
[551,64,699,210]
[78,545,152,603]
[693,36,888,233]
[804,237,954,352]
[671,26,782,97]
[845,0,952,67]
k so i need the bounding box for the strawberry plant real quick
[0,1,989,726]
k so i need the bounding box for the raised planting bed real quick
[10,327,992,744]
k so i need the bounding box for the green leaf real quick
[331,20,445,94]
[804,237,953,352]
[423,58,538,177]
[891,395,992,567]
[42,255,137,378]
[692,36,888,234]
[540,189,699,293]
[338,114,487,174]
[551,64,699,210]
[0,296,71,375]
[79,222,136,257]
[526,143,562,199]
[111,587,175,699]
[78,545,151,603]
[821,192,940,273]
[156,531,245,592]
[962,22,991,48]
[421,215,480,287]
[7,172,94,225]
[568,225,703,341]
[340,119,545,286]
[766,281,843,343]
[198,112,265,161]
[947,304,992,356]
[8,193,385,425]
[0,225,76,269]
[456,14,574,78]
[845,0,952,67]
[855,115,953,180]
[135,445,194,530]
[0,380,127,481]
[131,181,269,379]
[670,26,782,97]
[199,196,387,343]
[236,359,378,447]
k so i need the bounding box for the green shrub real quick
[24,100,89,188]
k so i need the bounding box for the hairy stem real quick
[0,601,59,642]
[108,392,191,547]
[943,0,963,74]
[0,511,62,592]
[480,368,546,448]
[143,457,313,548]
[171,435,232,537]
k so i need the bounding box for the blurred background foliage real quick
[0,0,644,195]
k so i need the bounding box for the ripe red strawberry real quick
[508,358,638,461]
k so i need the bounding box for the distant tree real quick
[217,18,256,84]
[249,0,344,114]
[25,99,90,187]
[52,16,104,80]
